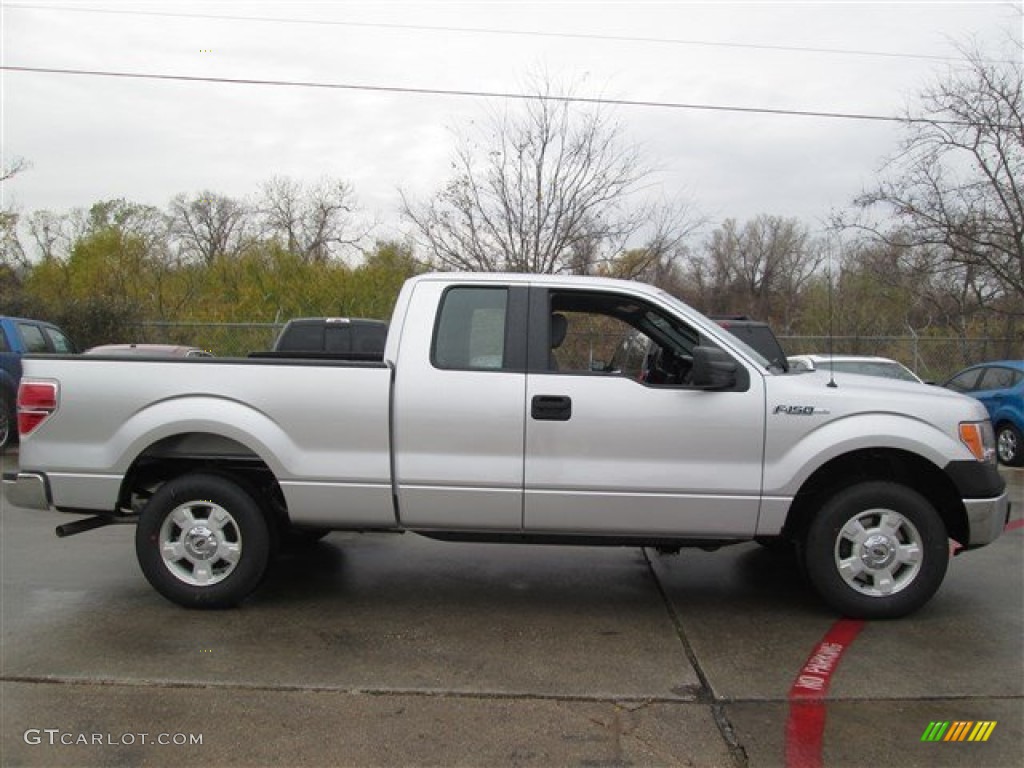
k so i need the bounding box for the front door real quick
[523,287,765,537]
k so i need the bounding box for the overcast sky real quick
[2,1,1021,250]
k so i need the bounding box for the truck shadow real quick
[253,533,822,617]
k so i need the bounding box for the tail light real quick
[18,380,59,436]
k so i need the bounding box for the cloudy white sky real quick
[2,1,1021,248]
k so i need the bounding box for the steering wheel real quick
[645,347,693,385]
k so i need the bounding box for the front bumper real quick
[2,471,53,511]
[943,460,1011,549]
[962,492,1012,549]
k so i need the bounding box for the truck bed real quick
[16,355,396,529]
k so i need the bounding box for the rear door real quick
[523,286,766,538]
[392,280,528,531]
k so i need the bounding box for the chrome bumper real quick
[962,491,1011,549]
[2,471,53,511]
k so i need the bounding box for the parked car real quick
[0,316,76,450]
[250,317,388,361]
[710,316,788,372]
[942,360,1024,466]
[85,344,213,358]
[788,354,923,383]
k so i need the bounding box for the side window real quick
[44,327,74,353]
[0,326,9,353]
[547,291,703,386]
[980,366,1015,390]
[946,369,981,392]
[433,287,508,371]
[18,323,48,353]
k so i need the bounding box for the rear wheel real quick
[136,473,271,608]
[996,423,1023,467]
[803,481,948,619]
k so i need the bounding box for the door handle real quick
[531,395,572,421]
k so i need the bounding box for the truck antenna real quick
[827,239,838,388]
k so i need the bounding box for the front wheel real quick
[803,482,948,619]
[136,473,271,608]
[996,423,1023,467]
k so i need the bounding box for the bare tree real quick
[169,191,251,265]
[402,75,687,274]
[0,157,32,270]
[257,176,366,263]
[688,215,824,329]
[1,156,30,184]
[854,44,1024,315]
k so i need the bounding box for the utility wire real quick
[3,2,1005,65]
[0,64,979,127]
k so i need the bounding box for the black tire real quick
[135,472,271,609]
[996,423,1023,467]
[0,390,15,452]
[802,481,948,619]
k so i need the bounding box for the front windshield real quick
[655,290,776,371]
[830,361,920,383]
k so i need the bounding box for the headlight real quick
[959,421,996,464]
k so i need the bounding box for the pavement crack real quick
[642,548,750,768]
[0,674,682,705]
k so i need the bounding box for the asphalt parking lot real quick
[1,451,1021,767]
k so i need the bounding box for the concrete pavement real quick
[1,451,1021,767]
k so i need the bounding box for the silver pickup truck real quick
[3,273,1011,618]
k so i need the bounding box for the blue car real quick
[1,316,77,451]
[943,360,1024,467]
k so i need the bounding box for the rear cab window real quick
[432,287,509,371]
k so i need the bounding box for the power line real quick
[3,2,1002,65]
[0,64,979,127]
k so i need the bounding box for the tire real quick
[996,423,1023,467]
[135,472,271,609]
[802,481,948,619]
[0,390,15,452]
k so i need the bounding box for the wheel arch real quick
[783,448,968,545]
[118,432,290,531]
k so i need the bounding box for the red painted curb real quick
[785,618,866,768]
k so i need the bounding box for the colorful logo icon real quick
[921,721,997,742]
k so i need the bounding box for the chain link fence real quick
[781,336,1024,382]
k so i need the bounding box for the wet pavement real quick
[1,450,1021,767]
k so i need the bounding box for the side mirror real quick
[691,346,737,390]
